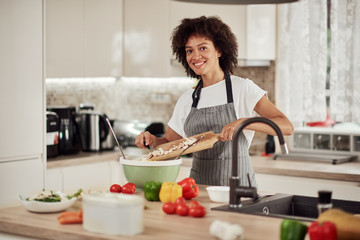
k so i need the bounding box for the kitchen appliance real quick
[274,126,360,164]
[101,119,116,151]
[114,120,164,147]
[46,106,81,155]
[46,111,59,158]
[105,118,126,159]
[77,107,109,152]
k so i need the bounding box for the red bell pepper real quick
[308,221,337,240]
[177,177,199,200]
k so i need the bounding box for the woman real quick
[135,16,293,187]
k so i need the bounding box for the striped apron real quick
[184,74,257,187]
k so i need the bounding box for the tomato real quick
[175,197,187,206]
[189,205,206,218]
[110,184,121,193]
[176,204,189,216]
[162,202,176,214]
[121,183,136,194]
[188,200,199,209]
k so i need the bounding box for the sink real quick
[212,193,360,222]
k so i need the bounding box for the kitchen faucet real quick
[229,117,289,208]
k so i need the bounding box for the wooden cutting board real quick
[149,131,221,161]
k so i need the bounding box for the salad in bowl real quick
[18,189,82,213]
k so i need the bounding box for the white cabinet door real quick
[61,162,112,193]
[46,0,123,78]
[176,166,191,182]
[46,0,84,78]
[123,0,171,77]
[170,1,275,62]
[170,1,246,59]
[45,168,63,192]
[0,0,45,208]
[257,173,360,201]
[0,158,44,208]
[0,0,44,162]
[84,0,123,77]
[246,5,276,60]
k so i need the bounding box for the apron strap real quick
[191,80,203,108]
[191,74,233,108]
[225,74,234,104]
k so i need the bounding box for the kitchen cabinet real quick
[257,173,360,202]
[170,1,245,59]
[0,159,44,208]
[46,161,118,193]
[0,233,34,240]
[245,5,276,61]
[62,162,112,192]
[46,0,275,78]
[0,0,45,208]
[0,0,44,163]
[124,1,276,77]
[170,1,276,64]
[180,161,360,201]
[46,154,188,193]
[123,0,179,77]
[46,0,123,78]
[45,168,63,192]
[176,165,191,182]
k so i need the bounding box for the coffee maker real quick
[77,104,109,152]
[46,106,81,155]
[46,111,59,158]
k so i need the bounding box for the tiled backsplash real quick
[46,61,275,154]
[46,77,195,122]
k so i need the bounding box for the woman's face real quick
[185,35,221,77]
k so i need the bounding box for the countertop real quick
[47,148,360,182]
[0,185,285,240]
[2,150,359,239]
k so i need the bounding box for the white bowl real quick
[83,192,144,236]
[206,186,230,203]
[18,194,77,213]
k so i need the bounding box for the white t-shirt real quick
[168,75,267,146]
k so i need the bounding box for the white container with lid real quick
[83,192,144,236]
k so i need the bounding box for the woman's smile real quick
[193,61,206,68]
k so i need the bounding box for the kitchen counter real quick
[47,148,360,182]
[47,150,121,169]
[2,150,359,239]
[251,156,360,183]
[0,185,285,240]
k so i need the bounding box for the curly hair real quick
[171,16,238,79]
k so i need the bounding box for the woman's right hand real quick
[135,131,155,149]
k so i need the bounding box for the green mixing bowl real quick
[120,155,182,189]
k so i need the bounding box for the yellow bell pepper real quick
[159,182,182,203]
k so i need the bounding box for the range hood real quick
[173,0,298,4]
